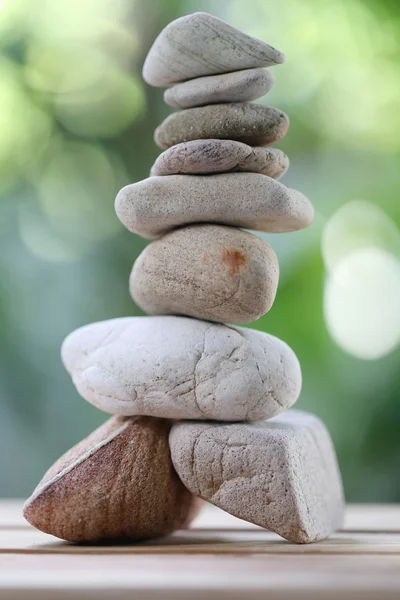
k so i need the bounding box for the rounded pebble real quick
[150,140,289,178]
[130,224,279,324]
[154,103,289,149]
[164,69,275,108]
[115,173,313,239]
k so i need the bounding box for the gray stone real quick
[130,224,279,324]
[164,69,275,108]
[169,410,345,544]
[143,12,284,87]
[155,103,289,149]
[115,173,313,239]
[150,140,289,178]
[61,316,302,421]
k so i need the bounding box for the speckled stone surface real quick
[130,224,279,323]
[61,316,302,421]
[24,416,201,542]
[169,410,345,544]
[154,103,289,149]
[164,69,275,108]
[143,12,284,86]
[115,173,313,239]
[150,140,289,178]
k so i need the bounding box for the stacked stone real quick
[24,13,344,545]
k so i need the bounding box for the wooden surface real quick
[1,501,400,599]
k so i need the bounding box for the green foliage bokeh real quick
[0,0,399,500]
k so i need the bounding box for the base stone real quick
[169,410,344,544]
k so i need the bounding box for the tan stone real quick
[115,173,313,240]
[129,224,279,324]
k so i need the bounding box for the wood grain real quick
[0,501,399,599]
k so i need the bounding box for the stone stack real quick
[24,13,344,545]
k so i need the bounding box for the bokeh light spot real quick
[54,69,145,138]
[0,59,52,191]
[18,204,84,263]
[322,200,400,272]
[34,141,126,254]
[324,247,400,359]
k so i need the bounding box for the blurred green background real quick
[0,0,399,500]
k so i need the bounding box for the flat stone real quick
[143,12,284,87]
[61,316,302,421]
[155,103,289,149]
[169,410,345,544]
[164,69,275,108]
[115,173,312,239]
[130,224,279,323]
[150,140,289,178]
[24,416,201,542]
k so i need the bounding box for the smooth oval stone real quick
[130,224,279,324]
[24,416,201,542]
[169,410,345,544]
[143,12,285,87]
[61,316,302,421]
[115,173,313,240]
[154,103,289,149]
[164,69,275,108]
[150,140,289,178]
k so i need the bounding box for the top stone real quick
[142,12,285,87]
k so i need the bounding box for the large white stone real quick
[62,316,302,421]
[143,12,284,87]
[169,410,345,544]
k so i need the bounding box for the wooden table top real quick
[1,501,399,599]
